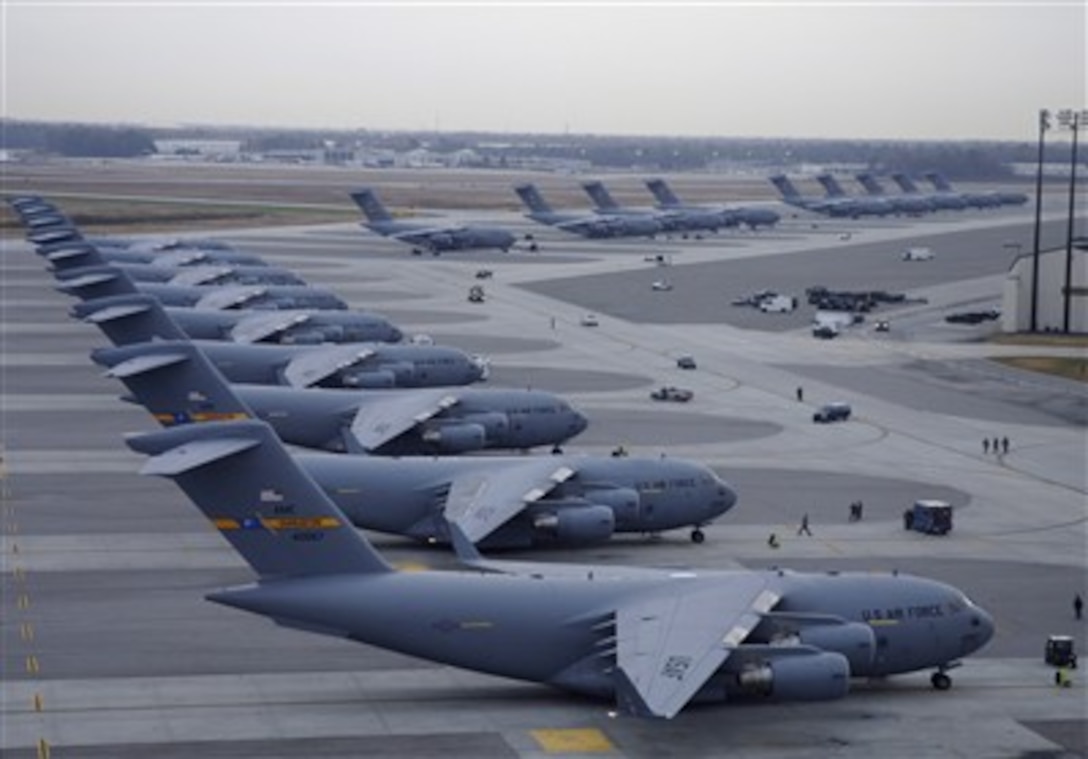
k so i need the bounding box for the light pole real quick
[1029,109,1050,333]
[1056,109,1086,333]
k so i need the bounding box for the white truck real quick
[759,294,798,313]
[902,246,934,261]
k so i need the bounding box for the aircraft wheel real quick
[931,672,952,691]
[691,528,705,544]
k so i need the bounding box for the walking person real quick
[1002,436,1009,455]
[1075,593,1083,621]
[796,386,804,402]
[797,513,812,536]
[992,437,1001,455]
[983,438,990,454]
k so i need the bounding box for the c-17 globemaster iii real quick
[72,293,404,346]
[644,178,780,230]
[350,187,517,255]
[73,296,485,389]
[55,263,348,311]
[92,341,588,455]
[514,183,661,239]
[130,419,995,718]
[295,447,735,548]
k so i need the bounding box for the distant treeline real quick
[0,119,1061,180]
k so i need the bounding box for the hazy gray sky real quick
[3,1,1085,141]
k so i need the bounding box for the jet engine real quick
[456,412,510,438]
[582,487,640,525]
[731,651,849,701]
[429,234,454,250]
[756,614,876,674]
[420,423,486,453]
[532,505,615,545]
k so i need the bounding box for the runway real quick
[2,195,1085,758]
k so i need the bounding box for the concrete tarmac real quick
[1,197,1085,758]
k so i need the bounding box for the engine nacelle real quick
[533,505,615,545]
[429,234,454,250]
[757,614,876,675]
[733,651,849,702]
[280,329,326,345]
[421,423,486,453]
[457,412,509,438]
[582,487,639,524]
[795,622,875,674]
[269,297,298,309]
[339,369,396,389]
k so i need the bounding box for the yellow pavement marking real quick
[530,728,615,753]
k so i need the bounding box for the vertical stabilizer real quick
[816,173,847,198]
[855,173,884,195]
[349,188,394,223]
[128,420,393,578]
[582,181,622,211]
[514,184,553,214]
[91,340,253,426]
[924,171,953,191]
[769,174,802,200]
[891,173,921,193]
[645,179,682,207]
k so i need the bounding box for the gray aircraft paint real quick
[129,419,996,719]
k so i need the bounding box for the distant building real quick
[153,139,242,159]
[1002,240,1088,333]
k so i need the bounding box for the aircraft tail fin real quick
[924,171,952,191]
[645,178,681,207]
[53,264,141,301]
[348,188,394,223]
[891,172,920,193]
[815,173,847,197]
[514,184,553,214]
[71,293,189,346]
[90,340,253,426]
[855,173,884,196]
[582,181,621,211]
[128,419,393,579]
[769,174,802,200]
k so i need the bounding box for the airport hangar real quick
[2,191,1085,758]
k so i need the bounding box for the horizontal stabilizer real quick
[139,436,262,476]
[103,351,189,379]
[55,270,118,291]
[81,301,152,324]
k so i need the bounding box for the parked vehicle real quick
[650,386,694,402]
[907,499,953,535]
[813,402,851,423]
[676,355,697,370]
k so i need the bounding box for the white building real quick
[1002,239,1088,333]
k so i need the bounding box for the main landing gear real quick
[691,528,706,544]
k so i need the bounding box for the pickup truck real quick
[813,402,851,423]
[650,386,694,402]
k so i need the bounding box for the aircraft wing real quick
[169,265,234,287]
[281,345,376,388]
[443,460,576,543]
[348,389,459,451]
[196,286,267,310]
[229,311,312,343]
[614,577,780,719]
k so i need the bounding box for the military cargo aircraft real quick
[269,447,733,547]
[350,188,517,255]
[924,171,1028,208]
[644,178,780,230]
[130,419,995,719]
[72,295,481,388]
[854,173,935,215]
[770,174,883,219]
[72,293,402,346]
[514,183,661,239]
[890,173,969,211]
[55,264,348,311]
[93,341,587,455]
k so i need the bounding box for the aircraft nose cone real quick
[972,607,996,652]
[571,408,589,435]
